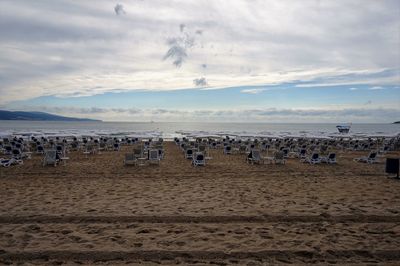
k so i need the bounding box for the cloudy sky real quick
[0,0,399,122]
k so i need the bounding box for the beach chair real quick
[56,145,65,157]
[148,149,160,165]
[274,151,286,164]
[224,145,232,154]
[298,148,307,159]
[247,150,262,164]
[113,143,120,151]
[124,153,137,166]
[192,152,205,166]
[99,142,107,152]
[0,157,22,167]
[282,148,289,159]
[185,148,194,159]
[132,148,142,158]
[322,153,337,164]
[303,153,321,164]
[11,149,23,160]
[3,146,12,155]
[158,148,164,159]
[354,152,378,164]
[43,150,58,167]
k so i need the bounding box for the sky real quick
[0,0,399,122]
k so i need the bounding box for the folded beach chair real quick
[124,153,137,166]
[43,150,58,167]
[354,152,378,164]
[192,152,205,166]
[148,149,160,165]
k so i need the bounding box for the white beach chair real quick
[303,153,321,164]
[0,158,22,167]
[354,152,378,164]
[133,148,144,159]
[247,150,262,164]
[224,145,232,155]
[322,153,337,164]
[192,152,205,166]
[43,150,58,167]
[124,153,137,166]
[149,149,160,165]
[185,148,194,159]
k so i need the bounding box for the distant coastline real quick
[0,110,100,122]
[394,121,400,124]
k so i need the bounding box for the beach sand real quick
[1,142,400,265]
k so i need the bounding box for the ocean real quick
[0,121,399,139]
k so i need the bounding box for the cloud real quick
[114,4,126,15]
[0,0,398,103]
[349,87,358,91]
[240,88,268,94]
[369,86,384,90]
[193,77,208,87]
[163,24,199,67]
[163,39,188,67]
[14,106,400,123]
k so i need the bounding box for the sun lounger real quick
[354,152,378,164]
[321,153,337,164]
[302,153,321,164]
[0,158,22,167]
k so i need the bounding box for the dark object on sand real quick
[385,158,399,179]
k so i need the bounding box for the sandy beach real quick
[1,141,400,265]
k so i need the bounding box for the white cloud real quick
[349,87,358,91]
[14,105,400,123]
[0,0,398,103]
[193,77,208,87]
[369,86,385,90]
[240,88,268,94]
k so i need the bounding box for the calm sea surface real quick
[0,121,399,139]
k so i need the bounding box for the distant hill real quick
[0,110,100,122]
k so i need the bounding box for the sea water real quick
[0,121,399,139]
